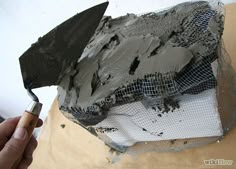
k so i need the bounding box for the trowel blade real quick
[19,2,108,89]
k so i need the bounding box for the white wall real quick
[0,0,235,120]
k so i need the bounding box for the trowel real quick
[12,2,108,168]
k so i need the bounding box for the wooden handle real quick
[16,111,39,136]
[11,111,39,169]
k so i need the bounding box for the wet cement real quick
[58,1,224,126]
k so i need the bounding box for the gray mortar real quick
[58,1,224,126]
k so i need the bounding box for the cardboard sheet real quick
[29,3,236,169]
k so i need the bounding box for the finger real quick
[0,116,21,138]
[16,137,37,169]
[0,117,42,150]
[0,117,42,139]
[36,118,43,128]
[16,137,38,169]
[24,137,38,159]
[0,127,28,169]
[0,117,21,150]
[17,156,33,169]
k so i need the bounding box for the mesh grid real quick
[95,89,222,147]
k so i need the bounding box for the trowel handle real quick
[18,111,40,137]
[11,102,42,169]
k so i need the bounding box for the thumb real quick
[0,127,28,168]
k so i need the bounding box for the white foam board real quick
[96,89,223,146]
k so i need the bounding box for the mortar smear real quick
[58,1,224,129]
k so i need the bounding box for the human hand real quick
[0,116,43,169]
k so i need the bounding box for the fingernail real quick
[13,128,27,140]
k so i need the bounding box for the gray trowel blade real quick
[19,2,108,89]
